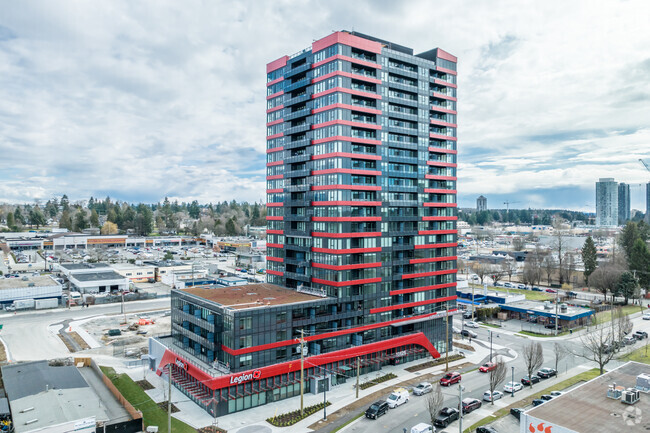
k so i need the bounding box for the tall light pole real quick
[511,366,515,397]
[458,383,463,433]
[489,330,493,361]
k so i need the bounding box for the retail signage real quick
[175,358,189,371]
[230,369,262,384]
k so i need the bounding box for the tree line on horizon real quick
[0,195,267,237]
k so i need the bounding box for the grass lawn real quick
[464,368,600,433]
[100,366,197,433]
[482,323,502,329]
[517,329,574,338]
[593,304,644,325]
[620,343,650,364]
[330,413,364,433]
[470,284,552,301]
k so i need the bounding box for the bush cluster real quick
[266,401,332,427]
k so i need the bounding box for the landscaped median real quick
[620,343,650,364]
[266,401,331,427]
[463,368,600,433]
[100,366,199,433]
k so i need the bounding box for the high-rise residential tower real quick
[646,183,650,223]
[618,182,630,225]
[596,178,618,227]
[476,195,487,211]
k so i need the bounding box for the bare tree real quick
[573,320,617,375]
[560,252,576,287]
[472,261,490,286]
[543,254,555,286]
[489,264,507,286]
[553,342,568,374]
[522,246,544,287]
[590,264,623,303]
[426,384,445,427]
[522,342,544,387]
[552,226,567,284]
[504,259,517,282]
[488,357,507,405]
[512,236,525,251]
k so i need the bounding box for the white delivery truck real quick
[386,387,410,408]
[411,423,434,433]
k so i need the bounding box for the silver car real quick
[483,390,503,402]
[413,382,433,396]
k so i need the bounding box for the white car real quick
[503,382,523,393]
[643,313,650,321]
[464,321,480,328]
[483,390,504,402]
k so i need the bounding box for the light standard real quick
[489,330,493,361]
[511,366,515,397]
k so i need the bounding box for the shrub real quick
[266,401,332,427]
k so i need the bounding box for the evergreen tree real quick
[13,208,24,225]
[615,272,638,305]
[225,217,237,235]
[581,236,598,285]
[60,194,70,211]
[90,209,99,227]
[59,210,73,230]
[74,211,88,231]
[188,200,200,219]
[629,238,650,288]
[6,212,15,229]
[29,207,46,229]
[620,221,640,262]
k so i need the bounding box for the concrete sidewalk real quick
[116,340,500,432]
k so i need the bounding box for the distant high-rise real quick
[476,195,487,211]
[646,182,650,223]
[596,178,618,227]
[618,183,630,225]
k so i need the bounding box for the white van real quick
[387,387,409,408]
[411,423,434,433]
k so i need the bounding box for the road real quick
[0,297,170,361]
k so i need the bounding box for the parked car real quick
[634,331,648,340]
[545,288,557,293]
[476,427,498,433]
[410,423,433,433]
[387,388,409,408]
[532,399,546,407]
[483,390,504,402]
[461,329,478,338]
[537,368,557,379]
[434,407,459,428]
[517,284,526,289]
[540,394,554,401]
[504,381,523,393]
[440,372,462,386]
[365,401,389,419]
[532,287,543,292]
[550,391,564,397]
[413,382,433,396]
[510,408,525,420]
[464,321,480,328]
[521,375,540,386]
[460,397,482,414]
[567,291,578,298]
[624,335,637,345]
[643,313,650,320]
[544,323,563,331]
[479,362,497,373]
[462,311,473,319]
[504,283,513,288]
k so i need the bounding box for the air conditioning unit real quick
[622,388,640,404]
[636,374,650,393]
[607,383,622,399]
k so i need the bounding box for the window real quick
[240,355,252,367]
[276,348,287,360]
[239,317,252,330]
[239,336,252,349]
[276,330,287,341]
[277,312,287,324]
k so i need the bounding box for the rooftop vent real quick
[607,383,624,399]
[560,304,568,313]
[636,374,650,393]
[246,292,258,296]
[543,302,552,310]
[622,388,640,405]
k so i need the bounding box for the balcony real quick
[285,153,310,164]
[284,168,310,178]
[285,137,311,149]
[285,92,312,107]
[286,183,310,192]
[175,310,216,333]
[285,62,312,79]
[284,107,311,122]
[285,77,311,93]
[284,123,311,135]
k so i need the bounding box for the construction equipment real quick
[503,201,519,212]
[640,159,650,173]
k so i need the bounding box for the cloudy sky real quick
[1,0,649,211]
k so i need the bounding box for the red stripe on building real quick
[266,90,284,100]
[430,119,457,128]
[312,152,381,161]
[431,92,456,101]
[312,216,382,222]
[266,174,284,180]
[422,216,457,221]
[369,295,457,314]
[311,168,381,176]
[312,32,383,55]
[266,76,284,87]
[312,247,382,254]
[311,201,381,206]
[312,277,382,287]
[424,175,456,181]
[312,119,381,131]
[266,243,284,249]
[312,54,382,70]
[312,103,382,115]
[312,262,382,270]
[311,231,381,238]
[312,184,381,191]
[390,282,457,296]
[266,270,284,276]
[428,147,457,154]
[415,242,458,250]
[266,104,284,114]
[266,216,284,221]
[417,229,457,235]
[429,133,457,141]
[267,202,284,207]
[311,135,382,146]
[267,132,284,140]
[426,161,457,168]
[312,87,382,100]
[433,78,457,89]
[402,269,458,280]
[266,230,284,235]
[266,189,283,193]
[266,256,284,263]
[266,146,284,153]
[409,255,457,264]
[312,70,381,85]
[266,160,284,167]
[423,203,457,207]
[430,105,456,114]
[267,55,289,73]
[266,118,284,127]
[436,66,457,75]
[424,189,457,194]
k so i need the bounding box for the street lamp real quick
[489,330,493,361]
[511,366,515,397]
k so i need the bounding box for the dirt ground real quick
[81,311,171,353]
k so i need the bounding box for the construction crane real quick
[641,159,650,173]
[503,201,519,212]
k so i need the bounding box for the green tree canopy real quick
[582,236,598,285]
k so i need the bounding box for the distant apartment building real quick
[596,178,618,227]
[476,195,487,211]
[617,182,630,225]
[647,182,650,223]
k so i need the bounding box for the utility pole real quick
[299,329,305,416]
[355,356,360,399]
[445,305,449,372]
[168,364,172,433]
[555,290,559,336]
[458,383,463,433]
[121,291,126,324]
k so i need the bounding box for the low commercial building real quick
[148,283,443,417]
[499,300,594,328]
[457,288,525,305]
[112,263,157,282]
[1,360,142,433]
[57,262,112,279]
[0,275,62,306]
[143,260,193,281]
[521,361,650,433]
[69,271,129,294]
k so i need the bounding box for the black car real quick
[540,394,554,401]
[434,407,460,428]
[365,400,389,419]
[476,427,498,433]
[634,331,648,340]
[463,311,472,319]
[510,408,525,420]
[461,329,478,338]
[521,375,540,386]
[532,399,545,407]
[461,398,482,414]
[537,368,557,379]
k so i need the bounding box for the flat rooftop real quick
[71,271,126,282]
[59,262,111,271]
[0,275,60,289]
[499,300,594,320]
[180,283,328,310]
[526,362,650,432]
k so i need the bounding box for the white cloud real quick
[0,0,649,210]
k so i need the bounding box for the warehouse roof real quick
[2,361,88,401]
[0,275,60,290]
[70,271,127,282]
[181,283,328,309]
[499,300,594,320]
[59,262,110,271]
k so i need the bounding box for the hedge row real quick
[266,401,331,427]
